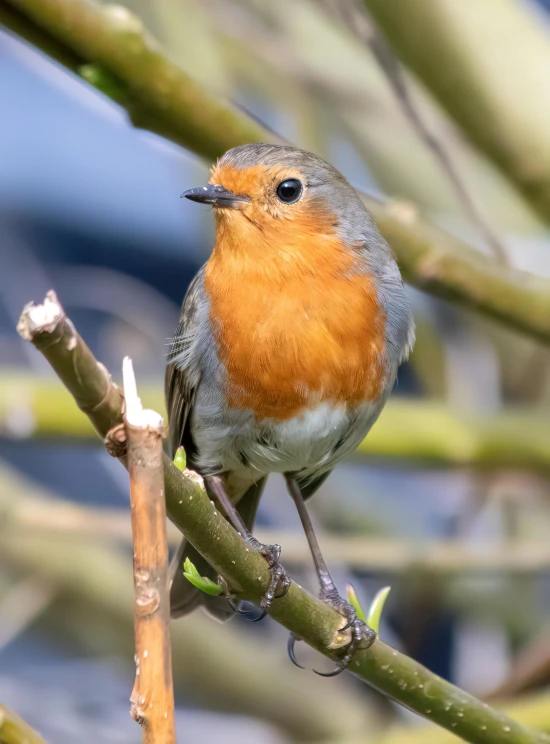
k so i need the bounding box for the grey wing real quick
[297,470,332,501]
[165,266,206,461]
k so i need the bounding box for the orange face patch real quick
[204,164,386,421]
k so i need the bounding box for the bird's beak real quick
[181,184,250,208]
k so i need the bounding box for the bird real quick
[166,143,415,674]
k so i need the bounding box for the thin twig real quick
[5,0,550,342]
[363,0,550,225]
[332,0,508,262]
[122,358,176,743]
[16,291,550,744]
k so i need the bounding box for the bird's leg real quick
[204,475,290,616]
[285,476,376,675]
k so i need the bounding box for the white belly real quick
[191,395,386,482]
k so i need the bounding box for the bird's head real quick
[181,144,373,262]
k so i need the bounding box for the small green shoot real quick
[346,583,367,623]
[173,446,187,472]
[366,586,391,634]
[347,584,391,635]
[183,557,222,596]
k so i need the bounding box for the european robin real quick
[167,144,415,673]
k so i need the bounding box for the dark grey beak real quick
[181,184,250,208]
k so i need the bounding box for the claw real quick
[312,594,376,676]
[313,664,345,678]
[287,633,305,669]
[339,613,356,633]
[226,593,267,622]
[220,541,290,618]
[218,576,249,615]
[261,543,281,568]
[226,596,249,615]
[259,558,291,614]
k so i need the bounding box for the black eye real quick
[276,179,302,204]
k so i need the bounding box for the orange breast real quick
[204,206,386,421]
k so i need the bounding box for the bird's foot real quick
[316,588,376,676]
[246,537,291,621]
[288,588,376,676]
[217,575,250,616]
[218,539,290,622]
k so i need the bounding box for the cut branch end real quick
[16,289,64,341]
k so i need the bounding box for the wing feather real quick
[165,267,206,461]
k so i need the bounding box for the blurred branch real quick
[0,702,47,744]
[16,293,550,743]
[0,465,373,742]
[363,196,550,345]
[364,0,550,225]
[4,373,550,472]
[377,690,550,744]
[123,359,176,742]
[331,0,508,262]
[3,1,550,342]
[0,1,80,69]
[0,576,55,650]
[6,492,550,574]
[0,0,269,159]
[486,629,550,702]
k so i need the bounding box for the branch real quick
[0,702,47,744]
[122,359,176,742]
[17,291,550,744]
[363,0,550,225]
[378,690,550,744]
[362,195,550,344]
[332,0,508,262]
[1,0,268,159]
[8,494,550,575]
[4,373,550,472]
[4,0,550,343]
[0,485,371,742]
[0,463,375,742]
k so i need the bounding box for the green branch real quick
[0,702,47,744]
[1,0,267,159]
[4,372,550,472]
[4,0,550,343]
[16,290,550,744]
[364,0,550,224]
[378,690,550,744]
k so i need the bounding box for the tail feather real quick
[169,478,266,622]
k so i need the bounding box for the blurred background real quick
[1,0,550,742]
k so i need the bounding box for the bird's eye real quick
[276,179,303,204]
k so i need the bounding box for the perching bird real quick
[166,144,414,673]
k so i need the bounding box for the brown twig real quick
[122,358,176,743]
